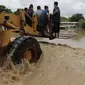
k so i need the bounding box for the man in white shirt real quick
[33,6,42,20]
[33,6,42,32]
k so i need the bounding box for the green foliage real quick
[0,5,6,12]
[0,5,12,13]
[14,9,20,15]
[5,8,12,13]
[61,17,69,22]
[69,13,84,22]
[78,19,85,29]
[0,5,6,9]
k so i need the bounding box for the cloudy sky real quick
[0,0,85,17]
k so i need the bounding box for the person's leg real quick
[43,19,48,34]
[53,24,57,37]
[39,22,44,36]
[38,16,44,36]
[40,22,45,36]
[56,23,60,38]
[49,22,53,35]
[49,23,56,38]
[49,23,56,40]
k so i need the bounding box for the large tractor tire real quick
[6,36,42,64]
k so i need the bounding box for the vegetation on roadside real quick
[69,13,84,22]
[0,5,12,13]
[14,9,20,15]
[69,13,85,29]
[78,19,85,29]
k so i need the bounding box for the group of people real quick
[24,1,60,38]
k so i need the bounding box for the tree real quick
[14,9,20,15]
[69,13,84,22]
[5,8,12,13]
[0,5,12,13]
[0,5,6,12]
[0,5,6,9]
[78,19,85,29]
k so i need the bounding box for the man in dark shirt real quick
[52,1,60,38]
[24,8,29,25]
[27,4,34,17]
[26,4,34,27]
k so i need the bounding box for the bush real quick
[14,9,20,15]
[69,13,84,22]
[0,5,12,13]
[78,19,85,29]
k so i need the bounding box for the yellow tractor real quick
[0,9,43,65]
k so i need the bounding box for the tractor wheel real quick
[6,37,42,64]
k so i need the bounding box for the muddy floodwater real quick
[0,29,85,85]
[39,29,85,49]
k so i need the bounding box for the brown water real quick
[39,29,85,49]
[22,44,85,85]
[72,29,85,41]
[0,29,85,85]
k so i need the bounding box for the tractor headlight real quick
[10,37,16,42]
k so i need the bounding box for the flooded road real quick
[40,37,85,49]
[39,29,85,49]
[0,29,85,85]
[22,29,85,85]
[22,44,85,85]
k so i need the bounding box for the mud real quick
[23,44,85,85]
[0,43,85,85]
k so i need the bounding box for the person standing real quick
[52,1,60,38]
[26,4,34,27]
[39,6,49,36]
[33,6,42,31]
[24,8,29,25]
[27,4,34,17]
[33,6,42,19]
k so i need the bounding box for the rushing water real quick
[71,29,85,49]
[39,29,85,49]
[72,29,85,41]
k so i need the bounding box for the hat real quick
[54,1,58,5]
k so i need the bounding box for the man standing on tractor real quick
[33,6,42,31]
[28,4,34,17]
[33,6,42,19]
[52,1,60,38]
[24,8,29,25]
[39,6,49,36]
[26,4,34,27]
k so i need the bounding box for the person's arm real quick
[53,7,60,15]
[33,11,36,16]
